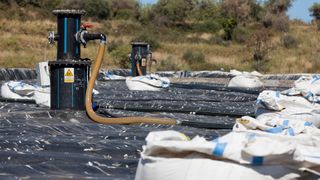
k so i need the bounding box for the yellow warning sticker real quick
[64,68,74,83]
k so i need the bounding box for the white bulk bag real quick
[1,81,36,100]
[135,130,320,180]
[256,90,320,127]
[228,75,263,88]
[126,74,170,91]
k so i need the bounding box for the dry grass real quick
[0,19,319,74]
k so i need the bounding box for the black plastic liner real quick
[0,68,36,81]
[0,79,287,179]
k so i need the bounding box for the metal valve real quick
[48,31,56,44]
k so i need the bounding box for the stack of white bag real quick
[256,75,320,128]
[135,129,320,179]
[135,75,320,180]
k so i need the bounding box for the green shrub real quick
[193,21,222,33]
[157,57,180,71]
[208,36,230,46]
[114,9,136,20]
[281,34,298,49]
[262,13,289,32]
[183,50,205,65]
[273,15,290,32]
[220,18,237,40]
[3,37,22,51]
[107,40,124,52]
[84,0,111,20]
[132,32,161,50]
[113,20,142,35]
[110,44,130,68]
[252,58,269,72]
[232,26,250,43]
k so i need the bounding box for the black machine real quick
[48,10,106,110]
[130,42,152,77]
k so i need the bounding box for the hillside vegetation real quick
[0,0,320,74]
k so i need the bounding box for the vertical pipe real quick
[64,18,68,54]
[75,18,79,55]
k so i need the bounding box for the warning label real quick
[64,68,74,83]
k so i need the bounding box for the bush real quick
[273,15,289,32]
[220,18,237,40]
[132,32,161,50]
[309,3,320,30]
[182,50,214,70]
[113,20,142,35]
[232,26,250,43]
[208,36,230,46]
[157,57,180,71]
[183,50,205,65]
[110,44,131,68]
[107,40,124,52]
[84,0,111,20]
[262,13,289,32]
[193,21,222,33]
[114,9,136,20]
[60,0,85,10]
[281,34,298,49]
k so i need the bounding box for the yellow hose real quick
[85,43,177,125]
[136,63,144,76]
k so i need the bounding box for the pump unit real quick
[130,42,152,77]
[48,10,105,110]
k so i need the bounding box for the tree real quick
[262,0,293,32]
[191,0,219,21]
[151,0,195,26]
[309,3,320,30]
[265,0,293,15]
[221,0,251,23]
[84,0,111,20]
[110,0,139,20]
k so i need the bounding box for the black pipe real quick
[49,10,90,110]
[83,33,107,43]
[53,9,85,61]
[130,42,151,76]
[180,121,233,129]
[97,108,233,129]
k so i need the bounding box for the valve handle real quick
[81,23,94,29]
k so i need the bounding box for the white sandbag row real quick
[135,130,320,180]
[126,74,170,91]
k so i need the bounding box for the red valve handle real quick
[81,23,94,29]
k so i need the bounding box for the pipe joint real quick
[75,29,107,47]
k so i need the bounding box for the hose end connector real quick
[100,34,107,44]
